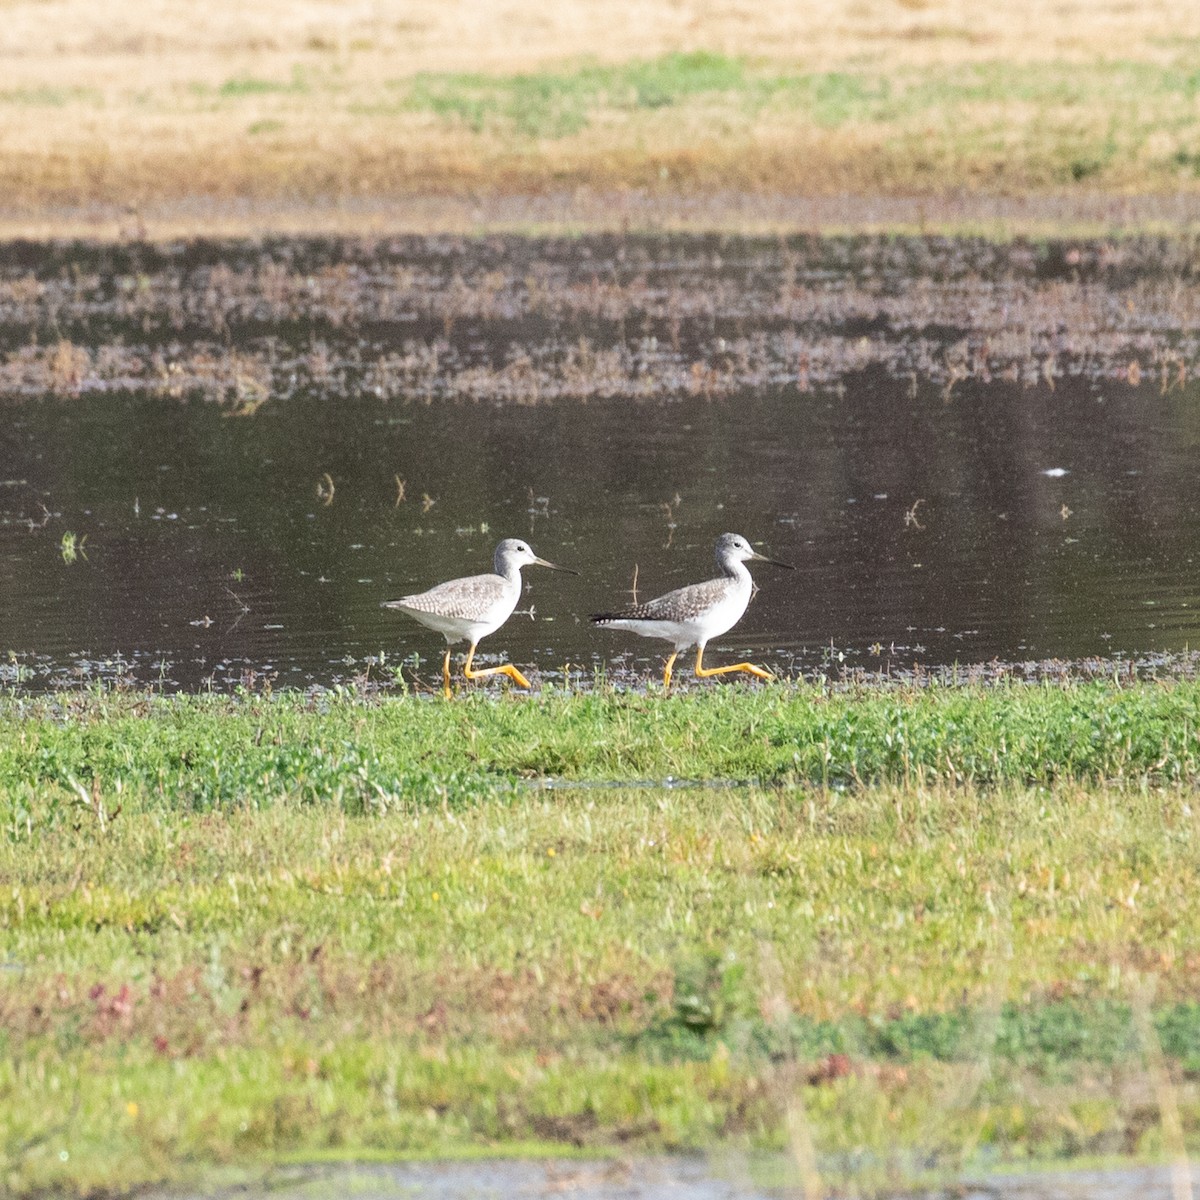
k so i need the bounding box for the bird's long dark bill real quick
[752,553,796,570]
[533,557,580,575]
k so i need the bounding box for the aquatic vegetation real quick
[58,531,86,564]
[0,235,1197,406]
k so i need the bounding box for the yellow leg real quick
[694,646,773,682]
[442,647,453,698]
[462,643,532,690]
[662,651,678,690]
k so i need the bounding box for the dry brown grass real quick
[1,0,1200,233]
[4,0,1195,73]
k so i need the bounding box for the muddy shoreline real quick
[2,190,1200,244]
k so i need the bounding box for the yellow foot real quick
[489,663,532,689]
[465,663,532,689]
[694,648,773,682]
[662,651,678,690]
[463,646,532,689]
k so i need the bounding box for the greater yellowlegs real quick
[591,532,793,688]
[384,538,576,696]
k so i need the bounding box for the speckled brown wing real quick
[389,573,508,622]
[592,577,732,624]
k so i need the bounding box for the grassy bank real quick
[5,679,1200,809]
[2,0,1200,229]
[1,683,1199,1193]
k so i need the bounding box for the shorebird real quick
[591,533,793,688]
[383,538,576,696]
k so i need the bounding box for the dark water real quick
[2,235,1200,692]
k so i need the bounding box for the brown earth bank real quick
[2,191,1200,243]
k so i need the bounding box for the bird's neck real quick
[718,555,752,585]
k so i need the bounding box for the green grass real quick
[4,679,1200,818]
[2,681,1199,1194]
[403,52,749,137]
[0,86,100,107]
[217,72,310,99]
[396,53,1200,141]
[386,53,1200,185]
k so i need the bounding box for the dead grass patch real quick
[1,2,1200,219]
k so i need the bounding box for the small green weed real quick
[0,86,100,107]
[59,531,86,564]
[219,72,308,98]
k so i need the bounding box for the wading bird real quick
[384,538,576,696]
[591,532,793,688]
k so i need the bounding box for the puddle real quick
[150,1157,1188,1199]
[531,776,755,790]
[2,235,1200,692]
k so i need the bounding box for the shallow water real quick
[2,234,1200,692]
[155,1157,1187,1199]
